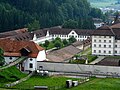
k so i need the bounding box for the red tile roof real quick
[0,39,44,58]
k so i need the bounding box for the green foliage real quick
[0,66,27,87]
[54,40,63,49]
[12,76,80,90]
[27,20,40,31]
[62,19,78,29]
[0,48,5,66]
[44,40,50,50]
[0,0,104,32]
[70,59,86,64]
[68,36,77,44]
[87,55,97,63]
[63,39,69,46]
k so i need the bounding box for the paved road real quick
[90,56,105,64]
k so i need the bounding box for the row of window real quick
[94,44,120,48]
[94,50,120,54]
[94,50,112,54]
[94,39,112,43]
[94,36,111,38]
[52,34,89,38]
[94,44,112,48]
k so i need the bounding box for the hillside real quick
[0,66,27,87]
[0,0,104,32]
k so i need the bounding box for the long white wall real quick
[37,62,120,76]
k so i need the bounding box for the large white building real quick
[92,23,120,56]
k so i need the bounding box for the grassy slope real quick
[0,66,27,87]
[12,77,120,90]
[12,76,80,89]
[71,78,120,90]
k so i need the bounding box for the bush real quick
[87,55,97,63]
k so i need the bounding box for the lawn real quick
[11,76,80,90]
[0,66,27,87]
[70,78,120,90]
[9,76,120,90]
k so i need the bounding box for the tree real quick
[63,39,68,46]
[54,40,62,49]
[27,20,40,31]
[62,19,78,29]
[54,37,62,42]
[44,40,50,50]
[68,36,77,44]
[0,48,5,66]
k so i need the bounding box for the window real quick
[109,51,111,54]
[104,40,106,43]
[115,51,117,53]
[104,36,106,38]
[104,45,106,48]
[104,50,106,53]
[109,40,111,43]
[115,45,117,48]
[30,58,33,61]
[99,36,101,38]
[9,57,12,60]
[99,50,101,53]
[109,36,111,38]
[72,32,74,34]
[99,44,101,47]
[94,39,96,42]
[99,40,101,42]
[29,63,33,68]
[94,44,96,47]
[94,50,96,53]
[109,45,111,48]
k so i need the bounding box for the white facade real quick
[94,22,104,29]
[92,35,117,56]
[114,40,120,55]
[36,50,46,61]
[23,58,37,71]
[51,30,90,41]
[23,50,46,71]
[4,50,46,72]
[4,57,18,64]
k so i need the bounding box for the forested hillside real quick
[0,0,104,32]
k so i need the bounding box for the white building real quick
[0,39,46,72]
[9,28,94,44]
[92,24,120,56]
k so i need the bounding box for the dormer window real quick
[20,47,31,56]
[72,32,74,34]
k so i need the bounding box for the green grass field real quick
[0,66,27,87]
[11,76,80,90]
[71,78,120,90]
[10,76,120,90]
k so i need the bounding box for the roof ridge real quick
[109,27,116,36]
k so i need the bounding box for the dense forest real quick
[0,0,104,32]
